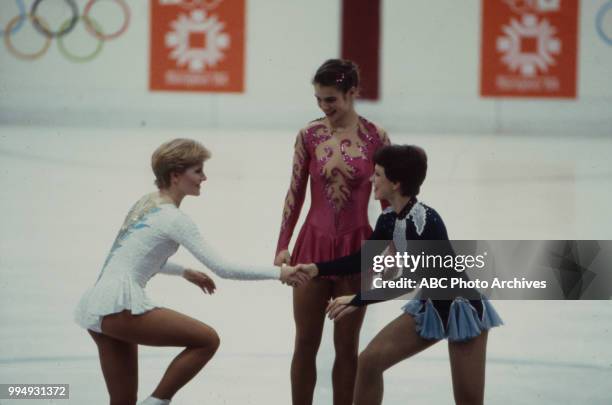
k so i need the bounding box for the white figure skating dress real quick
[75,193,279,333]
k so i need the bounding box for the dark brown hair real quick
[312,59,360,93]
[374,145,428,197]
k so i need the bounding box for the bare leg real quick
[448,331,488,405]
[331,276,366,405]
[354,313,438,405]
[100,308,220,400]
[291,278,333,405]
[89,330,138,405]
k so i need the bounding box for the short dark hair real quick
[374,145,427,197]
[312,59,360,93]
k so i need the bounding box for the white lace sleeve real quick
[165,211,280,280]
[159,260,185,276]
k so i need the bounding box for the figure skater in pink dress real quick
[274,59,390,405]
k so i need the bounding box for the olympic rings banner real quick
[149,0,245,93]
[1,0,130,63]
[480,0,579,98]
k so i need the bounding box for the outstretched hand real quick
[326,294,357,321]
[280,264,311,287]
[183,269,216,294]
[298,263,318,278]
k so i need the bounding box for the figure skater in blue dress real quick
[296,144,503,405]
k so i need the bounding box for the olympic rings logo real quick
[596,1,612,46]
[1,0,130,62]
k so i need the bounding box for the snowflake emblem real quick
[496,14,561,76]
[165,10,230,72]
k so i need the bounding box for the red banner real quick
[149,0,245,92]
[341,0,381,100]
[480,0,579,98]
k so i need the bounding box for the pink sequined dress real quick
[276,116,390,275]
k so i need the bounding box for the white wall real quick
[0,0,611,135]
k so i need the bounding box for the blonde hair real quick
[151,139,211,189]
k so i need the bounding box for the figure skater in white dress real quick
[75,139,305,405]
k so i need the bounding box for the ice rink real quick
[1,127,611,404]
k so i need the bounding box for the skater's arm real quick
[275,130,310,262]
[166,212,280,280]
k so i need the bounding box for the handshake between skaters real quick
[279,263,356,322]
[178,263,352,322]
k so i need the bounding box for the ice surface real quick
[1,127,611,404]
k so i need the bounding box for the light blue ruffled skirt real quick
[402,296,503,342]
